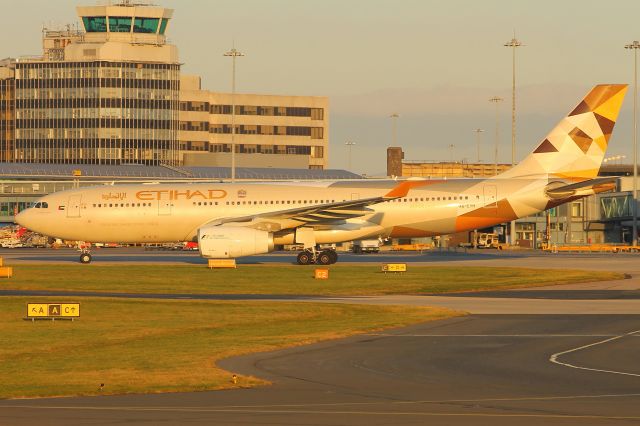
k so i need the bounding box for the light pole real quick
[625,40,640,246]
[390,113,399,146]
[345,141,356,170]
[473,128,484,162]
[488,96,504,175]
[224,47,244,183]
[448,144,455,163]
[504,35,523,166]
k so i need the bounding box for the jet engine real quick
[197,225,274,258]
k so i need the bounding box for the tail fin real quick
[500,84,628,180]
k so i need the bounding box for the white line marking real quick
[549,329,640,377]
[0,405,639,419]
[3,392,640,411]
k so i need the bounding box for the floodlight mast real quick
[625,40,640,246]
[224,47,245,183]
[504,36,524,166]
[488,96,504,175]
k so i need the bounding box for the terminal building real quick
[0,1,328,169]
[386,147,511,178]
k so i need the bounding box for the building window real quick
[108,17,132,32]
[82,17,107,32]
[311,108,324,120]
[311,127,324,139]
[133,17,160,34]
[571,202,582,217]
[159,18,169,34]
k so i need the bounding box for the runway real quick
[2,248,640,425]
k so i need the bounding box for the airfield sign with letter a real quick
[27,303,80,320]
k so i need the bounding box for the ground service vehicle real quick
[476,233,499,249]
[353,239,380,253]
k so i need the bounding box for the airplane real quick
[16,84,628,265]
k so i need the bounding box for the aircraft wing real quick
[204,181,414,232]
[545,177,617,199]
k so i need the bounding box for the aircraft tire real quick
[79,253,92,264]
[326,250,338,264]
[297,251,312,265]
[317,251,332,265]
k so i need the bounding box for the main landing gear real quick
[296,248,338,265]
[79,250,92,264]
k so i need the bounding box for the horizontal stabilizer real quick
[545,177,617,199]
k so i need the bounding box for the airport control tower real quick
[0,1,330,170]
[2,1,180,166]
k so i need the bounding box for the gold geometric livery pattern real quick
[501,84,628,181]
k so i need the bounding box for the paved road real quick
[2,315,640,425]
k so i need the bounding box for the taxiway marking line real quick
[1,405,640,419]
[550,329,640,377]
[3,393,640,411]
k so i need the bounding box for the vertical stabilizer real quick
[500,84,628,180]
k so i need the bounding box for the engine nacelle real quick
[198,225,274,259]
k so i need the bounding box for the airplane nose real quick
[15,209,33,230]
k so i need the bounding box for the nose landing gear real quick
[79,250,92,264]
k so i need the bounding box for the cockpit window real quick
[42,202,48,209]
[33,202,48,209]
[34,202,41,208]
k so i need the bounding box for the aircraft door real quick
[483,185,497,208]
[67,195,82,218]
[158,199,172,216]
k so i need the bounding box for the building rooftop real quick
[0,163,362,181]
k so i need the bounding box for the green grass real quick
[0,297,460,398]
[1,264,623,295]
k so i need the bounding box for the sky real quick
[2,0,640,174]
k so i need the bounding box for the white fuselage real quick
[16,178,551,245]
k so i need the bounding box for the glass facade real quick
[159,18,169,35]
[108,16,132,33]
[83,16,162,34]
[0,78,15,162]
[11,61,180,165]
[601,195,632,219]
[82,17,107,32]
[133,17,159,33]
